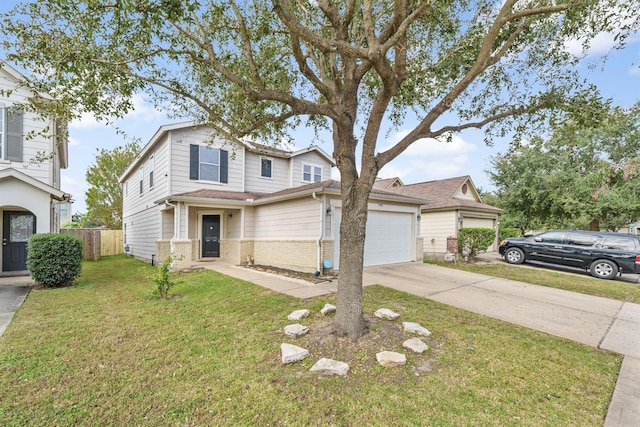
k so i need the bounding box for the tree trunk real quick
[334,195,368,339]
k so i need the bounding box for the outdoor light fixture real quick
[228,212,233,219]
[326,206,332,215]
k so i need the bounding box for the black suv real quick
[498,229,640,280]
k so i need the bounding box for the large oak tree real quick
[2,0,637,339]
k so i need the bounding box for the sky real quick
[1,1,639,215]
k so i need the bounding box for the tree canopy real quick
[85,141,141,229]
[2,0,637,338]
[488,103,640,233]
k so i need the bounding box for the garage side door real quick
[334,208,413,269]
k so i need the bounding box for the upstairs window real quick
[138,166,144,194]
[190,144,228,183]
[302,164,322,183]
[260,157,272,178]
[0,107,23,161]
[149,155,155,188]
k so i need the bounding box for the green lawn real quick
[0,255,621,426]
[425,257,640,303]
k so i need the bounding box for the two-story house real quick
[120,122,424,272]
[0,61,72,274]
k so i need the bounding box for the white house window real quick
[138,166,144,194]
[0,107,23,161]
[149,155,155,188]
[189,144,228,183]
[302,164,322,183]
[59,202,69,218]
[260,157,272,178]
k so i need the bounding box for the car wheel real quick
[504,247,525,265]
[589,259,618,280]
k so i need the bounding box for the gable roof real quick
[373,177,404,190]
[0,168,70,201]
[381,175,503,214]
[121,122,334,182]
[158,179,428,206]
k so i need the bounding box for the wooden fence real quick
[61,229,123,260]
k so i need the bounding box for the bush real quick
[150,256,175,299]
[27,233,83,287]
[458,228,496,261]
[499,227,521,239]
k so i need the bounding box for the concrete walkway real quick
[0,277,32,336]
[197,260,639,427]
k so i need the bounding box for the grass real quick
[425,258,640,303]
[0,255,622,426]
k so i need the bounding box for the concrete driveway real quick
[0,283,32,336]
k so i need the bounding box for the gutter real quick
[164,200,178,270]
[312,191,324,274]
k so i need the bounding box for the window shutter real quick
[6,108,23,162]
[220,149,228,183]
[189,144,199,180]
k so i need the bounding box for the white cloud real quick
[69,93,166,130]
[378,131,477,184]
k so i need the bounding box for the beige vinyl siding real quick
[244,151,290,193]
[124,205,160,261]
[421,210,457,257]
[291,151,332,186]
[169,127,245,194]
[0,69,55,186]
[251,197,320,240]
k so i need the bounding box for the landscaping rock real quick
[376,351,407,367]
[281,343,309,364]
[403,337,429,353]
[287,309,310,320]
[320,303,336,316]
[403,321,432,336]
[309,358,350,376]
[374,308,400,320]
[284,324,309,338]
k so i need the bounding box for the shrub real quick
[150,256,175,299]
[499,227,521,239]
[458,228,496,261]
[27,233,83,287]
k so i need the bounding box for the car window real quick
[535,231,566,244]
[567,232,598,247]
[601,237,637,252]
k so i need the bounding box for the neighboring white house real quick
[0,61,72,274]
[374,175,503,258]
[120,122,425,272]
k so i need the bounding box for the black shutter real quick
[189,144,199,180]
[6,108,23,162]
[220,149,228,183]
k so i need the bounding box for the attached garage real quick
[333,207,416,269]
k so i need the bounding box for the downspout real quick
[165,200,178,269]
[312,192,324,274]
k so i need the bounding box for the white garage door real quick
[334,208,413,269]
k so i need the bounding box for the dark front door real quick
[202,215,221,258]
[2,211,36,271]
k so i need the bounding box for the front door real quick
[2,211,36,271]
[202,215,221,258]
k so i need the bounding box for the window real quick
[303,164,322,183]
[189,144,228,183]
[535,231,566,244]
[149,155,155,188]
[567,232,597,247]
[0,107,23,161]
[260,157,272,178]
[602,237,637,252]
[139,166,144,194]
[59,202,69,218]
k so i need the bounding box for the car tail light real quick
[636,255,640,264]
